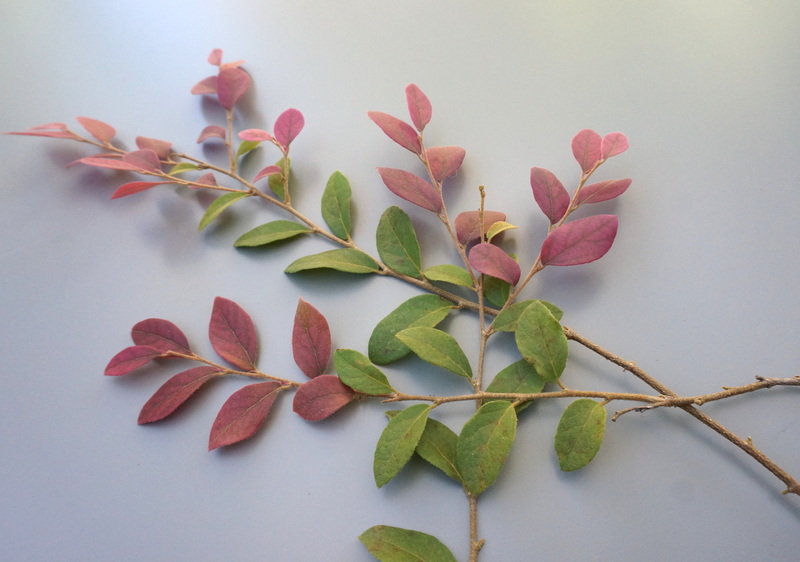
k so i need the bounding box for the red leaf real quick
[191,75,217,95]
[293,375,355,421]
[104,345,163,376]
[540,214,618,266]
[405,84,432,132]
[131,318,191,354]
[191,172,218,188]
[216,67,251,110]
[138,366,219,424]
[530,167,570,224]
[111,180,178,199]
[136,137,172,160]
[4,123,80,140]
[273,108,305,149]
[238,128,273,142]
[76,117,116,144]
[292,298,332,379]
[252,165,282,183]
[122,149,161,172]
[208,297,259,370]
[376,167,442,213]
[426,146,466,182]
[77,155,142,171]
[454,210,507,245]
[601,132,629,159]
[571,129,602,173]
[575,178,632,206]
[208,48,223,66]
[469,243,521,285]
[367,111,422,154]
[197,125,226,143]
[208,381,283,450]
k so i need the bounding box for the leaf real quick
[77,155,143,172]
[554,399,607,471]
[468,243,521,286]
[76,116,115,144]
[138,366,220,424]
[292,298,332,379]
[395,327,472,380]
[571,129,602,173]
[238,128,273,142]
[601,132,629,159]
[574,178,632,206]
[208,381,282,450]
[233,220,311,247]
[216,66,251,110]
[136,137,172,160]
[5,123,80,140]
[268,157,290,200]
[514,301,568,383]
[416,418,462,482]
[208,296,259,370]
[193,172,218,187]
[207,48,223,66]
[111,180,178,199]
[485,221,517,242]
[359,525,457,562]
[104,345,163,376]
[131,318,191,354]
[273,108,305,149]
[197,125,226,143]
[483,275,511,308]
[252,165,282,183]
[374,404,432,487]
[198,192,250,231]
[236,140,260,158]
[530,166,570,224]
[367,111,422,154]
[292,374,355,421]
[334,349,395,395]
[539,214,618,266]
[485,360,545,412]
[492,299,563,332]
[168,162,200,175]
[191,75,217,95]
[284,248,380,274]
[376,206,422,279]
[423,264,473,287]
[376,167,442,213]
[321,170,352,240]
[425,146,466,182]
[457,401,517,495]
[368,294,453,364]
[405,84,433,132]
[122,149,161,173]
[453,210,507,245]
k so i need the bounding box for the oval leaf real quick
[292,374,355,421]
[405,84,433,132]
[112,180,177,199]
[284,248,380,274]
[104,345,163,376]
[198,192,250,231]
[197,125,226,143]
[208,296,259,370]
[321,170,352,240]
[530,167,570,224]
[376,206,422,279]
[423,264,473,287]
[334,349,394,396]
[122,149,161,173]
[376,167,442,213]
[555,399,607,471]
[514,301,568,383]
[274,108,305,149]
[136,136,172,160]
[76,116,115,144]
[454,210,507,245]
[485,221,517,242]
[571,129,602,173]
[457,401,517,495]
[425,145,466,182]
[601,132,629,159]
[575,178,632,206]
[216,66,251,110]
[208,381,282,450]
[359,525,456,562]
[367,111,422,154]
[485,360,546,412]
[234,220,311,247]
[374,404,432,487]
[395,327,472,380]
[540,214,618,266]
[238,128,273,142]
[468,243,521,286]
[492,299,563,332]
[416,418,463,483]
[131,318,191,354]
[292,298,332,379]
[138,366,219,424]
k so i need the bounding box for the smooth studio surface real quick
[2,2,800,561]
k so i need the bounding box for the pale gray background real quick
[2,1,799,561]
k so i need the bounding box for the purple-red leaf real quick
[112,180,178,199]
[530,167,570,224]
[191,172,218,188]
[4,123,81,140]
[138,366,219,424]
[104,345,163,376]
[273,108,305,149]
[571,129,602,174]
[293,375,355,421]
[540,214,618,266]
[454,210,507,245]
[136,137,172,160]
[77,155,143,172]
[197,125,226,143]
[208,48,223,66]
[122,149,161,173]
[367,111,422,154]
[208,381,282,450]
[292,298,332,379]
[216,67,251,110]
[405,84,432,132]
[76,117,115,144]
[575,178,632,206]
[601,132,629,159]
[252,165,282,183]
[426,146,466,182]
[191,75,217,95]
[376,167,442,213]
[469,243,521,285]
[131,318,191,354]
[209,297,259,370]
[239,128,273,142]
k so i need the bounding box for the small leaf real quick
[454,210,507,245]
[359,525,456,562]
[191,75,217,95]
[530,167,570,224]
[197,125,226,143]
[235,140,260,158]
[104,345,163,376]
[138,366,219,424]
[425,145,466,182]
[76,116,115,144]
[121,149,161,173]
[376,206,422,279]
[367,111,422,154]
[554,399,607,471]
[334,349,394,395]
[193,172,218,188]
[321,170,352,240]
[77,155,142,172]
[292,374,355,421]
[292,298,332,379]
[208,381,282,450]
[539,214,618,266]
[483,275,511,308]
[268,157,290,200]
[168,162,200,175]
[492,299,563,332]
[112,180,178,199]
[234,220,311,247]
[376,167,442,213]
[514,301,568,383]
[457,401,517,495]
[571,129,602,173]
[374,404,432,487]
[131,318,191,354]
[238,128,273,142]
[468,243,521,286]
[216,66,251,110]
[395,327,472,380]
[485,221,517,242]
[136,137,172,160]
[273,108,305,149]
[423,264,473,287]
[285,248,380,274]
[601,132,629,159]
[416,418,462,482]
[198,192,250,231]
[485,360,545,412]
[5,123,80,140]
[575,178,632,206]
[252,165,282,183]
[405,84,433,132]
[208,296,259,371]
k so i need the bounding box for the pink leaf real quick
[601,132,629,159]
[376,167,442,213]
[131,318,191,354]
[136,137,172,160]
[138,366,219,424]
[292,298,332,379]
[197,125,226,143]
[293,375,355,421]
[191,172,218,188]
[191,75,217,95]
[530,167,570,224]
[238,128,273,142]
[405,84,432,132]
[208,296,259,370]
[273,108,305,149]
[575,178,632,206]
[78,155,143,172]
[31,122,67,130]
[208,381,283,450]
[571,129,602,173]
[540,214,618,266]
[208,48,223,66]
[252,165,282,183]
[76,117,116,144]
[426,146,466,182]
[216,67,251,110]
[468,243,521,285]
[104,345,163,376]
[111,180,178,199]
[122,149,161,173]
[367,111,422,154]
[5,129,81,140]
[454,210,507,245]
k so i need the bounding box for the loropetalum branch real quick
[7,49,798,561]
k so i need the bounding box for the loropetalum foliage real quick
[8,49,800,562]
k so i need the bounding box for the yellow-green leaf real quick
[233,220,311,247]
[514,301,568,382]
[359,525,457,562]
[423,264,473,287]
[374,404,432,488]
[321,170,352,240]
[368,295,453,364]
[395,327,472,380]
[198,192,250,231]
[285,248,380,274]
[485,220,518,241]
[334,349,394,395]
[457,401,517,495]
[376,206,422,279]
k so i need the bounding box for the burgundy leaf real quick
[540,214,618,266]
[376,167,442,213]
[454,210,507,245]
[575,178,632,206]
[273,108,305,149]
[405,84,432,132]
[77,155,143,171]
[208,381,283,450]
[238,128,273,142]
[191,172,218,188]
[469,243,521,285]
[252,165,282,182]
[530,167,570,224]
[121,149,161,173]
[208,296,259,370]
[601,132,629,159]
[197,125,226,143]
[138,366,219,424]
[571,129,602,173]
[367,111,422,154]
[216,66,251,110]
[136,137,172,160]
[76,117,116,144]
[104,345,163,376]
[112,180,178,199]
[208,48,223,66]
[293,375,355,421]
[131,318,191,354]
[191,75,217,95]
[292,298,332,379]
[426,146,466,182]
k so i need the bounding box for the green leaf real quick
[236,139,261,158]
[554,399,607,471]
[268,157,290,200]
[334,349,394,395]
[321,170,352,240]
[374,404,432,488]
[376,206,422,279]
[168,162,200,175]
[284,248,380,274]
[395,327,472,380]
[485,359,546,412]
[233,220,311,247]
[514,301,568,382]
[368,295,453,365]
[483,275,511,307]
[492,300,564,332]
[359,525,457,562]
[198,192,250,231]
[457,401,517,495]
[416,418,463,483]
[423,264,473,287]
[485,220,518,241]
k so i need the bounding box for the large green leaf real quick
[554,399,607,471]
[334,349,394,395]
[457,401,517,495]
[321,170,352,240]
[233,220,311,247]
[376,206,422,279]
[423,264,473,287]
[198,192,250,231]
[285,248,380,274]
[395,327,472,380]
[374,404,432,488]
[485,359,546,412]
[514,301,568,382]
[492,299,564,332]
[359,525,457,562]
[416,418,463,483]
